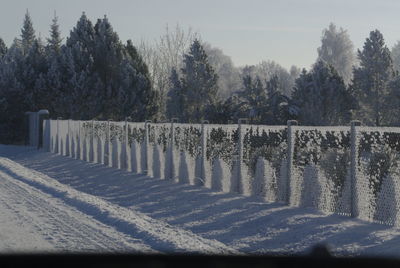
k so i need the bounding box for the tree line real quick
[1,12,400,144]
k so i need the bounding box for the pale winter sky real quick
[1,0,400,70]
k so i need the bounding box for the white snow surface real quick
[1,145,400,257]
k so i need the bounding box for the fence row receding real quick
[40,118,400,227]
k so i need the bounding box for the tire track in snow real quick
[0,165,156,253]
[0,157,239,254]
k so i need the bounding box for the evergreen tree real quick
[63,12,99,119]
[0,38,7,58]
[391,41,400,73]
[93,15,124,118]
[21,10,35,54]
[47,12,63,54]
[180,39,219,122]
[166,68,184,120]
[239,75,266,123]
[352,30,395,126]
[292,61,354,125]
[117,40,157,121]
[264,75,290,124]
[317,23,356,85]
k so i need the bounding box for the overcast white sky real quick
[1,0,400,70]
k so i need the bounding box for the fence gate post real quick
[350,120,361,218]
[286,120,298,205]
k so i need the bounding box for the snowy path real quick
[0,154,238,254]
[0,163,155,253]
[2,145,400,256]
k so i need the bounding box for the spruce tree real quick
[317,23,356,85]
[21,10,35,54]
[47,12,63,54]
[352,30,395,126]
[166,68,184,120]
[0,38,7,58]
[180,39,219,122]
[292,61,354,125]
[93,15,124,118]
[239,75,266,123]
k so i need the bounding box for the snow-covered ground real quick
[1,144,400,257]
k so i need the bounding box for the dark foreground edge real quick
[1,253,400,268]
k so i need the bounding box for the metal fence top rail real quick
[46,119,400,134]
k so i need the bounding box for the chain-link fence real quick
[355,127,400,225]
[42,119,400,227]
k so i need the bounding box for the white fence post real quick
[57,117,62,154]
[170,118,179,181]
[144,120,151,175]
[286,120,298,205]
[200,120,209,186]
[67,119,71,156]
[237,118,248,194]
[122,117,129,170]
[350,120,361,217]
[107,119,112,167]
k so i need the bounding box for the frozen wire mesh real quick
[204,124,239,192]
[356,127,400,224]
[148,123,172,179]
[172,123,202,185]
[241,124,288,201]
[127,122,146,173]
[292,126,351,215]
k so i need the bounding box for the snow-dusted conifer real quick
[21,10,35,54]
[317,23,356,85]
[292,60,354,125]
[0,38,7,58]
[166,68,184,120]
[352,30,395,126]
[181,39,219,122]
[47,12,63,54]
[122,40,157,121]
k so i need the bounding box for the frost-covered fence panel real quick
[241,125,288,201]
[57,120,69,156]
[204,124,239,192]
[356,127,400,225]
[127,122,146,173]
[147,123,173,179]
[172,123,202,185]
[291,126,351,215]
[108,121,124,169]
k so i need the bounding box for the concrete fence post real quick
[350,120,361,218]
[286,120,298,205]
